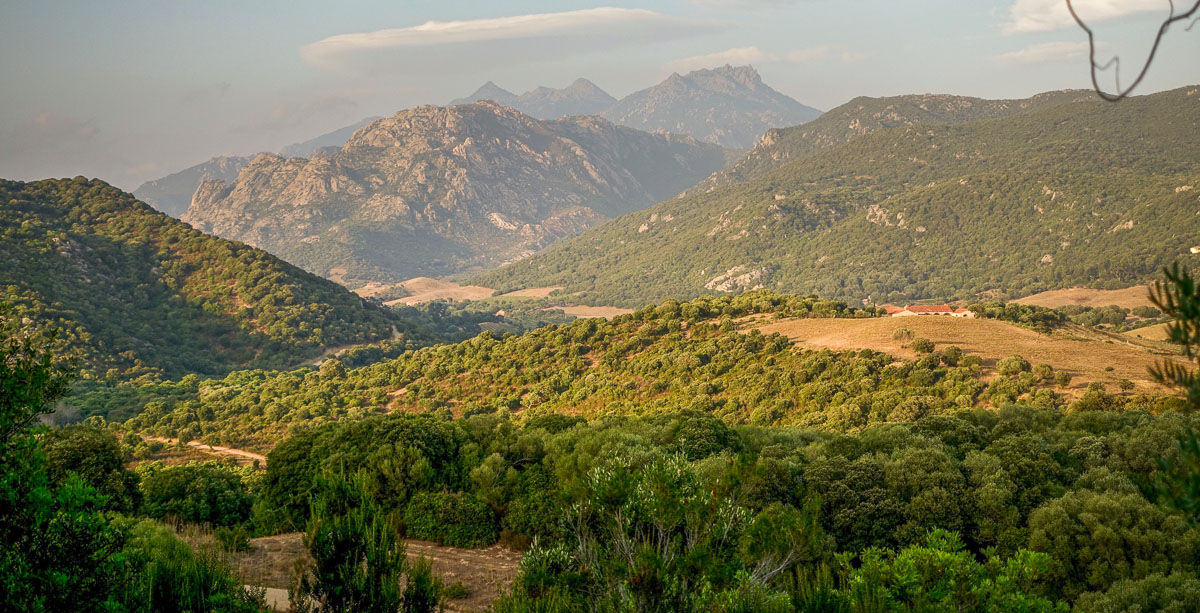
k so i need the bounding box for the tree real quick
[296,471,441,613]
[1055,371,1072,389]
[0,310,127,611]
[139,462,252,526]
[0,303,71,446]
[41,421,140,513]
[911,337,935,354]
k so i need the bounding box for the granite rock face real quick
[183,101,726,285]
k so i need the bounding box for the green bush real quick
[138,462,252,526]
[403,491,498,548]
[911,337,935,354]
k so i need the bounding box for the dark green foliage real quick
[911,337,934,354]
[40,420,140,512]
[296,472,440,613]
[794,530,1066,612]
[403,491,498,548]
[0,313,129,612]
[0,302,72,445]
[0,178,395,380]
[402,557,443,613]
[1073,572,1200,613]
[138,462,253,526]
[474,87,1200,307]
[115,520,266,613]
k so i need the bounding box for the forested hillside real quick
[0,177,396,379]
[67,292,1180,452]
[476,86,1200,307]
[696,89,1095,191]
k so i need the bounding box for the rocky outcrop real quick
[183,101,726,285]
[133,155,249,217]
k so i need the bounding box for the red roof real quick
[884,305,906,314]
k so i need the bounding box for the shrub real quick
[911,338,935,354]
[138,462,252,526]
[940,345,963,366]
[403,492,498,548]
[997,354,1032,376]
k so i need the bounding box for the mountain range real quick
[474,86,1200,307]
[451,65,821,149]
[450,78,617,119]
[181,101,727,286]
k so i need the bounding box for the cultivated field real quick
[754,316,1185,397]
[1124,322,1173,342]
[383,277,497,305]
[548,305,635,319]
[499,286,562,298]
[234,532,520,612]
[1013,285,1153,309]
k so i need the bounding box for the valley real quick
[5,5,1200,609]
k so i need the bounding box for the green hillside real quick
[698,89,1096,191]
[474,86,1200,307]
[66,291,1180,451]
[0,177,396,379]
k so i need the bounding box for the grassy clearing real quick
[1013,285,1153,309]
[753,315,1185,398]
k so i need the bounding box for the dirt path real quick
[141,436,267,466]
[236,532,520,612]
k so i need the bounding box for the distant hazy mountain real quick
[600,65,822,149]
[279,116,381,158]
[182,101,727,285]
[474,86,1200,307]
[451,78,616,119]
[132,156,249,217]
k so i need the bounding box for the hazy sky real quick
[2,0,1197,190]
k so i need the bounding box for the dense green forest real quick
[0,178,397,379]
[474,86,1200,307]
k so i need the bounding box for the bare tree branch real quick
[1067,0,1200,101]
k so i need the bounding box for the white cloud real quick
[665,44,868,73]
[664,47,776,73]
[302,8,720,73]
[1004,0,1166,34]
[993,40,1093,64]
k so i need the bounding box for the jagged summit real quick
[600,65,821,148]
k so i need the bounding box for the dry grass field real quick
[1013,285,1153,309]
[548,305,635,319]
[234,532,520,612]
[754,316,1185,397]
[499,286,562,298]
[1122,322,1175,342]
[383,277,497,305]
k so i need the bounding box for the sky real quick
[1,0,1197,190]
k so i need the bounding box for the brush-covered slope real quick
[0,177,395,379]
[601,65,821,148]
[475,86,1200,307]
[696,89,1097,191]
[182,102,726,285]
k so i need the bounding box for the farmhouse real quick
[884,304,975,318]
